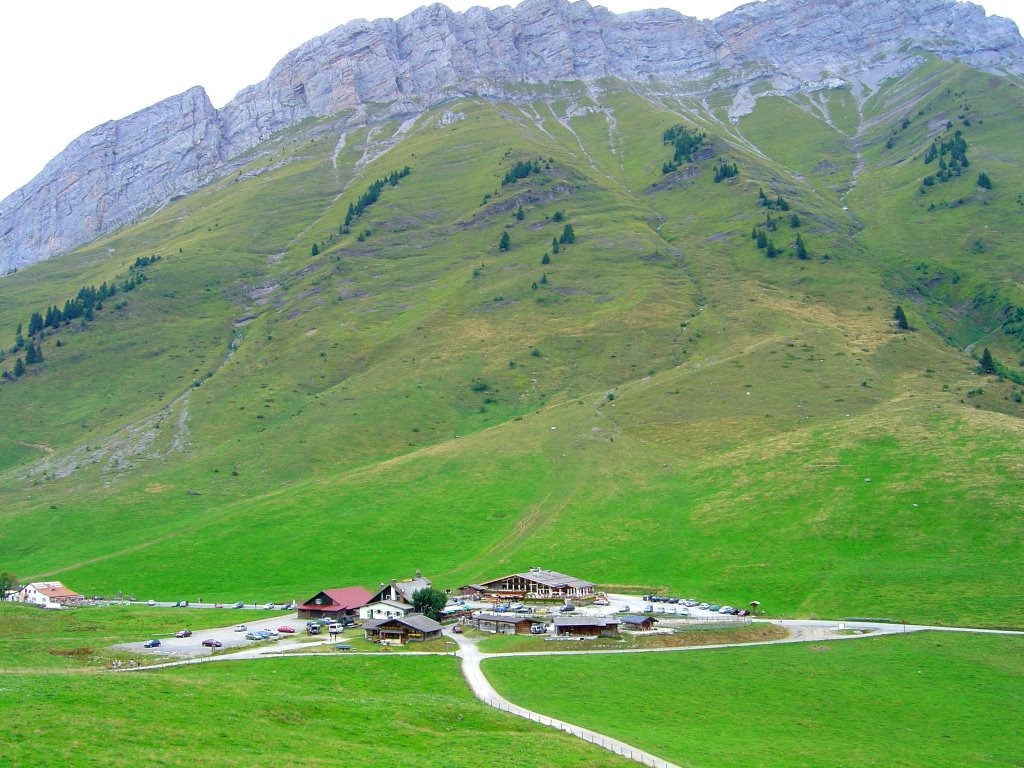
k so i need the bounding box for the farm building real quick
[368,572,432,607]
[476,568,595,600]
[620,615,658,631]
[472,614,539,635]
[553,616,620,638]
[297,587,373,619]
[362,614,443,645]
[9,582,82,608]
[358,599,413,621]
[458,584,486,598]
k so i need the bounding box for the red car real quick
[277,626,295,634]
[174,629,192,638]
[201,639,222,648]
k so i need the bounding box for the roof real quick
[299,587,373,611]
[553,616,620,627]
[621,615,657,625]
[27,582,81,599]
[371,576,433,605]
[475,613,537,624]
[460,584,487,591]
[481,569,595,590]
[363,613,443,633]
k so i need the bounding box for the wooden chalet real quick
[368,572,432,607]
[472,613,539,635]
[620,615,658,632]
[362,613,442,645]
[552,616,620,638]
[476,568,595,600]
[297,587,373,619]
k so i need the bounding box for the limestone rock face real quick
[0,87,222,272]
[2,0,1021,272]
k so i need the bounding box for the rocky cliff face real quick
[2,0,1021,272]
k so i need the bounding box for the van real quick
[327,623,342,634]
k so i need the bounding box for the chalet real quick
[297,587,373,620]
[358,600,413,621]
[472,613,539,635]
[553,616,620,638]
[477,567,595,600]
[458,584,487,598]
[10,581,82,608]
[362,613,442,645]
[620,615,658,632]
[368,572,432,607]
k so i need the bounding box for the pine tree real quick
[979,347,996,374]
[977,172,993,189]
[790,213,801,228]
[756,230,768,249]
[540,273,549,285]
[894,305,909,330]
[25,342,38,365]
[751,227,758,240]
[559,223,575,245]
[766,240,778,259]
[499,230,511,252]
[515,205,525,221]
[13,357,25,377]
[541,253,550,265]
[552,237,560,254]
[311,243,320,256]
[795,234,808,260]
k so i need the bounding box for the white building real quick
[358,599,414,621]
[10,581,82,608]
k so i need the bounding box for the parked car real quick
[559,604,575,613]
[719,606,734,614]
[655,606,665,613]
[698,603,710,610]
[737,610,751,617]
[644,604,654,613]
[245,632,261,640]
[174,629,192,638]
[143,639,161,648]
[278,626,295,634]
[268,630,280,638]
[234,625,247,632]
[307,624,321,635]
[202,639,222,648]
[284,602,298,610]
[677,607,690,617]
[530,624,548,634]
[618,605,631,613]
[231,601,245,609]
[452,625,463,634]
[147,599,156,606]
[257,630,273,639]
[708,605,721,613]
[263,602,275,610]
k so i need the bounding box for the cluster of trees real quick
[661,124,706,173]
[713,161,739,183]
[752,228,806,259]
[502,158,546,186]
[758,188,790,211]
[922,130,971,188]
[4,258,158,382]
[341,166,411,231]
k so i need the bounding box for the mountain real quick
[1,0,1022,273]
[0,0,1023,629]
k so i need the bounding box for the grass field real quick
[0,656,629,767]
[0,64,1023,632]
[486,631,1024,767]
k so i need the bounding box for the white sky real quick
[0,0,1020,200]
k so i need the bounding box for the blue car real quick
[143,639,161,648]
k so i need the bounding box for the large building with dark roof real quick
[362,613,443,645]
[476,568,595,600]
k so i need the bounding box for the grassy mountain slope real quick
[1,58,1023,626]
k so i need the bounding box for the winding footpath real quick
[114,618,1024,768]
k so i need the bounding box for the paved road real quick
[450,630,679,768]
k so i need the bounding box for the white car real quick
[263,602,276,610]
[234,624,247,632]
[146,600,156,606]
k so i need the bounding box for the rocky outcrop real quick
[2,0,1021,272]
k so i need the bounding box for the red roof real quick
[299,587,372,611]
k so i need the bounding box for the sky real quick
[0,0,1020,200]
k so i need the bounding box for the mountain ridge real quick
[1,0,1021,273]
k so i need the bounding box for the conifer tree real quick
[311,243,320,256]
[559,223,575,245]
[795,234,808,260]
[499,230,511,252]
[552,237,560,254]
[894,305,909,330]
[979,347,996,374]
[977,172,992,189]
[13,357,25,377]
[515,205,525,221]
[541,253,550,265]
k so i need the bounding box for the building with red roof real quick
[297,587,373,619]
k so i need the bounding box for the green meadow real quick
[486,631,1024,767]
[0,62,1022,634]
